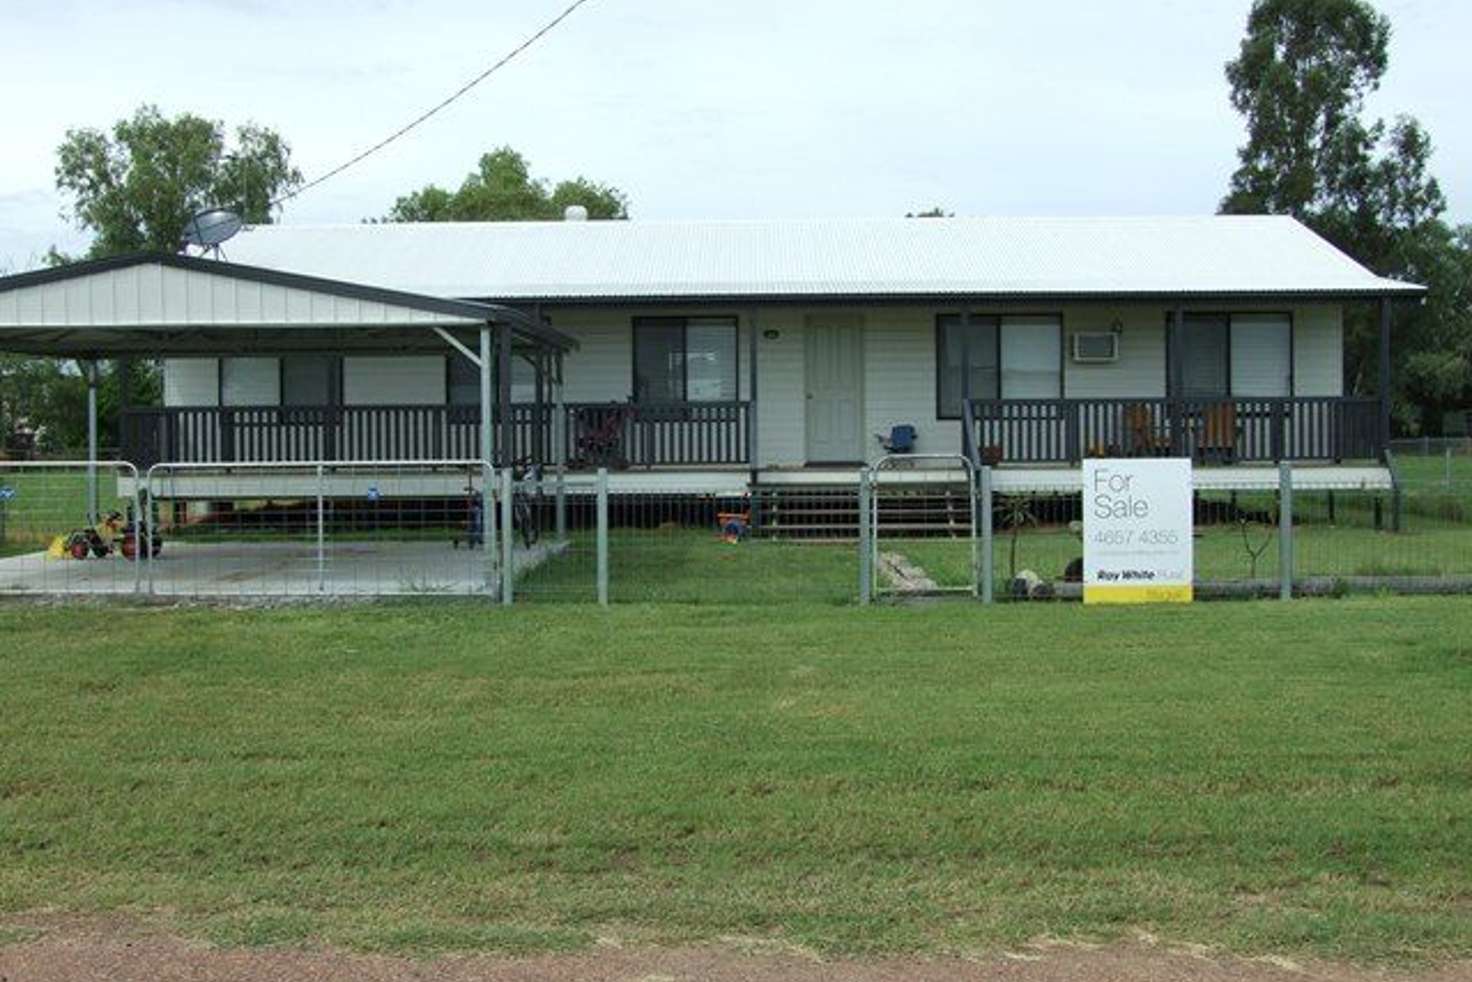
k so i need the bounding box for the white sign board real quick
[1082,458,1193,604]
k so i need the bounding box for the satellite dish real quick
[181,208,244,255]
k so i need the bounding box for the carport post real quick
[85,359,99,522]
[499,321,513,468]
[1278,461,1293,601]
[479,327,498,584]
[979,465,994,604]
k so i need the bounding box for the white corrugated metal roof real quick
[224,215,1422,302]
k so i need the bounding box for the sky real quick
[1,0,1468,271]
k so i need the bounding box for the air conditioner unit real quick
[1072,332,1119,363]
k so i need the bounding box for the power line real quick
[270,0,595,209]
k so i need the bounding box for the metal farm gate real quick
[858,454,982,603]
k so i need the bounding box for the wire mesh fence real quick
[515,476,860,604]
[6,454,1472,604]
[0,461,145,595]
[141,460,503,598]
[862,456,979,600]
[954,466,1472,602]
[1389,437,1472,496]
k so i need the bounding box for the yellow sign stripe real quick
[1083,584,1193,605]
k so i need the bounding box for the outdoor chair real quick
[876,424,917,454]
[1124,403,1170,457]
[1197,401,1239,465]
[570,404,632,469]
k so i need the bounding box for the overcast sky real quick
[1,0,1467,271]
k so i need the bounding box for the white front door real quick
[804,314,864,462]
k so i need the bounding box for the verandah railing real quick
[563,401,750,468]
[120,401,752,469]
[965,396,1383,465]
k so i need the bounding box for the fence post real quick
[315,463,326,594]
[857,468,872,605]
[129,465,143,596]
[482,462,496,599]
[979,465,994,604]
[500,467,514,605]
[145,466,157,596]
[596,467,609,606]
[1278,460,1293,601]
[555,468,567,543]
[870,469,881,585]
[969,464,982,598]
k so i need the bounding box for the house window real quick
[1176,313,1291,398]
[220,357,280,407]
[633,317,738,403]
[281,355,334,406]
[935,314,1062,417]
[1181,314,1230,399]
[447,353,538,407]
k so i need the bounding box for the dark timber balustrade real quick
[964,396,1383,465]
[119,401,752,469]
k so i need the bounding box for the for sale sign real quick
[1082,458,1193,604]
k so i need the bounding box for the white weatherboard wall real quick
[1063,306,1167,399]
[860,307,951,464]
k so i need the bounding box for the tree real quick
[382,147,627,222]
[1220,0,1471,432]
[54,103,302,259]
[906,207,953,218]
[27,105,298,450]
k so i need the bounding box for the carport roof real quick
[0,252,575,356]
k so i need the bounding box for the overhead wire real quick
[185,0,595,249]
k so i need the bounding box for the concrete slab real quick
[0,538,561,598]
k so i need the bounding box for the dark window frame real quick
[1166,310,1296,399]
[631,315,741,404]
[934,312,1064,419]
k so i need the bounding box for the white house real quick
[0,215,1422,498]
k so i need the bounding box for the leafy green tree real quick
[1220,0,1471,431]
[54,103,301,259]
[382,147,627,222]
[25,105,295,450]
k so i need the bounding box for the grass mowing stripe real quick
[0,598,1469,963]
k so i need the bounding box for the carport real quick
[0,251,577,518]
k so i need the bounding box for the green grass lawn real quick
[1,598,1470,963]
[518,530,859,603]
